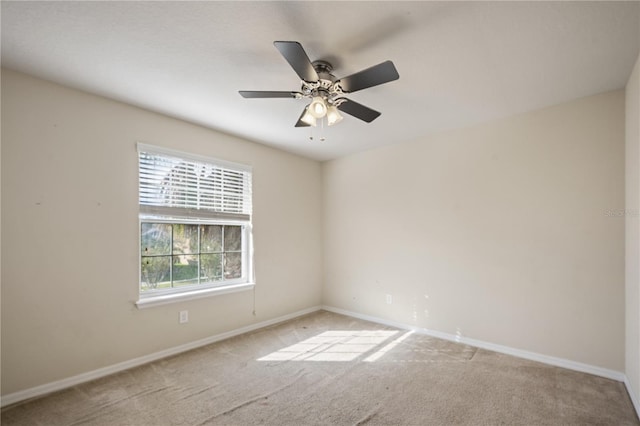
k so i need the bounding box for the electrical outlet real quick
[386,294,392,304]
[179,310,189,324]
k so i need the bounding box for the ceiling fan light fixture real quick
[239,41,399,131]
[327,106,343,126]
[300,107,317,127]
[309,96,328,118]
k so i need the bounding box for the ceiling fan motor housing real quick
[312,60,335,81]
[299,61,345,106]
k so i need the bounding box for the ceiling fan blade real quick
[336,99,381,123]
[239,91,300,98]
[274,41,319,83]
[337,60,399,93]
[295,107,311,127]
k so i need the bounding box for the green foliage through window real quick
[141,223,243,291]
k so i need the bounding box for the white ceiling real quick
[2,1,639,161]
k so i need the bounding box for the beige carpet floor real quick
[2,310,638,425]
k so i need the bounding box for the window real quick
[137,143,253,307]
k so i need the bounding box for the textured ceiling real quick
[2,1,639,161]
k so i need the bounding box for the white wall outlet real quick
[386,294,392,304]
[179,310,189,324]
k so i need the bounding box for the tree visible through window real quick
[141,223,243,290]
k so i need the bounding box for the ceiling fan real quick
[239,41,399,128]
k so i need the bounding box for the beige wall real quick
[0,69,323,395]
[626,53,640,405]
[323,91,626,371]
[0,67,630,397]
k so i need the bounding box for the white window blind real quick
[138,144,252,220]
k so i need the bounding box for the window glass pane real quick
[141,223,171,255]
[172,224,198,254]
[224,252,242,279]
[201,225,222,253]
[224,226,242,251]
[141,256,171,290]
[200,253,223,282]
[172,255,198,286]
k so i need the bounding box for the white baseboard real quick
[624,376,640,420]
[1,305,322,408]
[321,305,626,382]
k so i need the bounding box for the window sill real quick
[135,282,255,309]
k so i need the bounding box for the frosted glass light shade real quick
[309,97,327,118]
[327,106,343,126]
[300,107,317,126]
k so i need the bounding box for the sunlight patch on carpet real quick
[364,330,414,362]
[257,330,399,362]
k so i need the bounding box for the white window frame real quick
[135,143,254,309]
